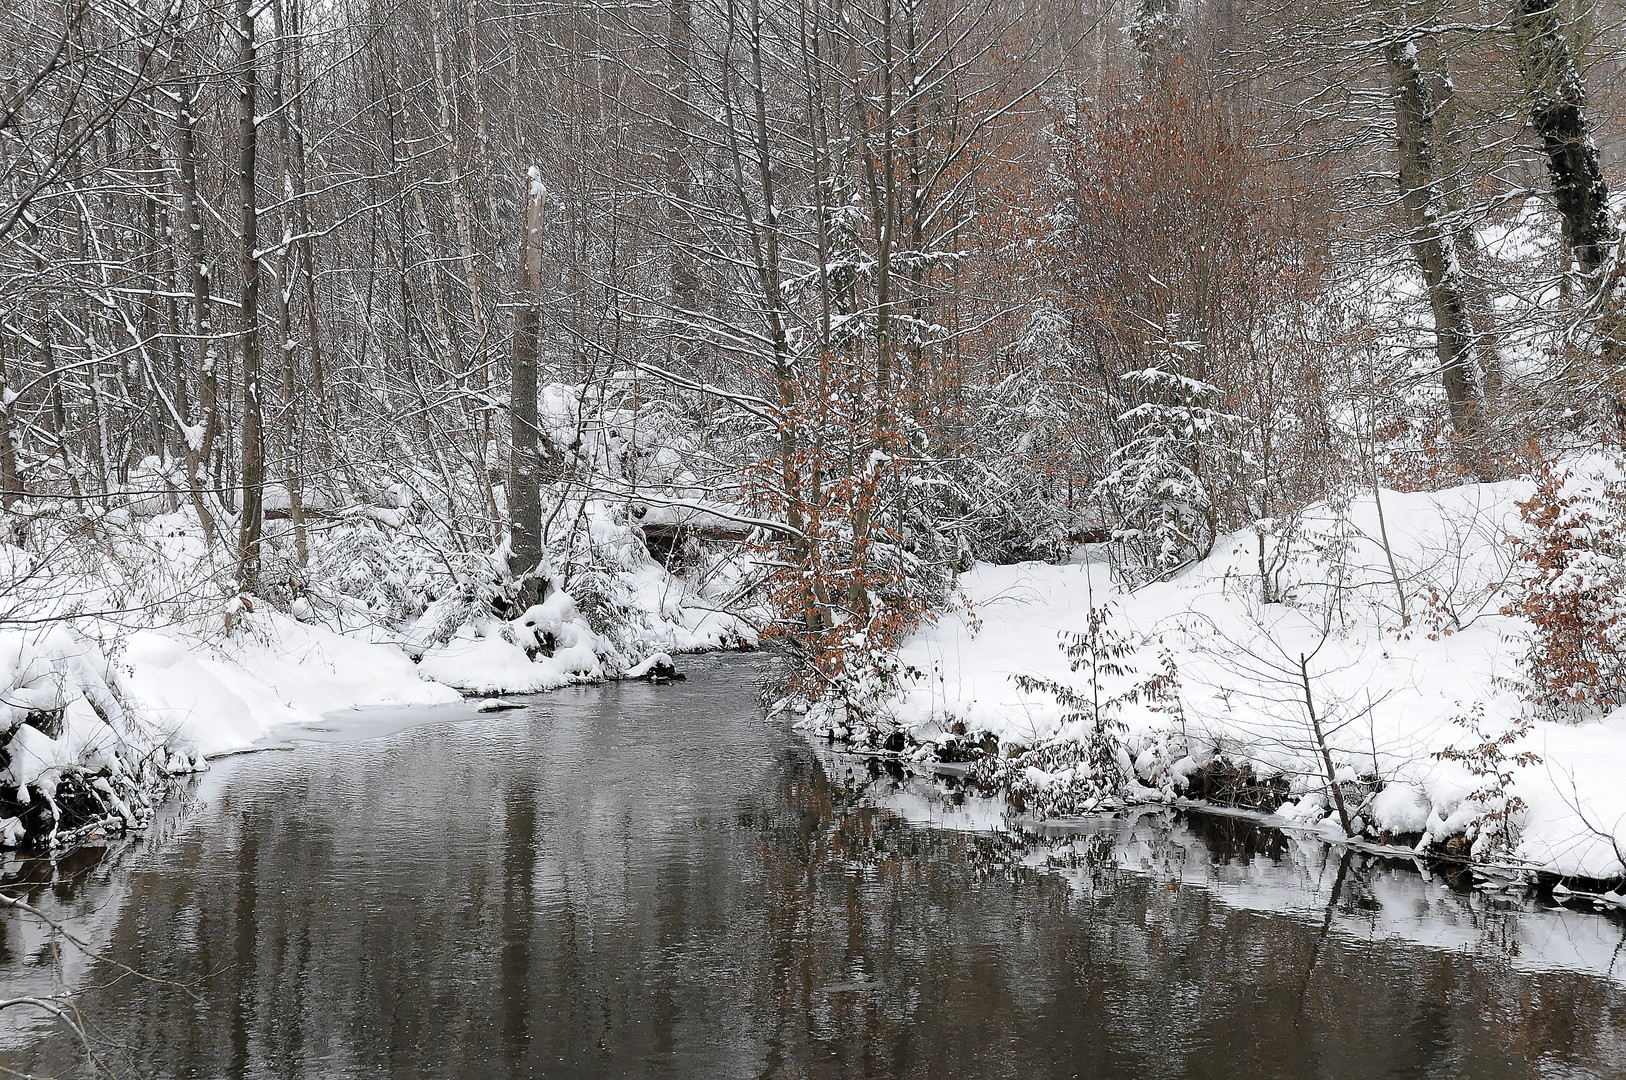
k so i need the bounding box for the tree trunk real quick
[666,0,700,373]
[236,0,265,596]
[0,348,23,510]
[721,0,823,633]
[272,0,308,570]
[508,170,547,585]
[1300,653,1353,836]
[1386,40,1492,459]
[1512,0,1624,426]
[1512,0,1617,279]
[177,73,219,547]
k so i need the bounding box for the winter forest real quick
[4,0,1626,1070]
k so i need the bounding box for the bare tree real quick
[236,0,265,597]
[509,169,548,594]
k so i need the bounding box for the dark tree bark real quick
[1512,0,1617,279]
[508,169,547,587]
[1386,40,1491,452]
[1512,0,1624,435]
[236,0,264,595]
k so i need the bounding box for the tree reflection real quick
[2,685,1624,1080]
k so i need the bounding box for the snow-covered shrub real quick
[306,508,447,628]
[800,638,930,746]
[1096,336,1239,583]
[1501,454,1626,719]
[0,626,165,850]
[1128,0,1185,73]
[956,306,1109,561]
[1432,703,1539,858]
[565,567,626,640]
[981,600,1141,814]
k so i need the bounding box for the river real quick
[2,655,1624,1078]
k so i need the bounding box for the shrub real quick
[1432,702,1540,858]
[977,599,1140,815]
[1502,454,1626,719]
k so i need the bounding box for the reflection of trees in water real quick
[1179,808,1293,862]
[0,798,194,1038]
[0,780,222,1066]
[4,720,1626,1080]
[0,846,117,1026]
[754,756,1626,1079]
[753,748,1067,1077]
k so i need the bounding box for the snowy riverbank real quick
[0,597,752,849]
[0,611,458,849]
[1,481,756,849]
[819,468,1626,890]
[817,748,1626,981]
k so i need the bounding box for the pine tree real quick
[1095,325,1239,582]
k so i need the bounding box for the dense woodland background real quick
[2,0,1624,695]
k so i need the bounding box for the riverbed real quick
[2,656,1624,1078]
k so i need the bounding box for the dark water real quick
[3,656,1626,1079]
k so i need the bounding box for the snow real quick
[879,468,1626,882]
[419,628,582,694]
[1370,783,1431,834]
[623,651,675,678]
[414,558,753,694]
[0,608,465,827]
[2,723,75,795]
[117,613,461,758]
[446,589,612,688]
[1517,715,1626,878]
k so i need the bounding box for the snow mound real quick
[1371,784,1431,835]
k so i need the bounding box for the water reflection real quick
[2,657,1624,1078]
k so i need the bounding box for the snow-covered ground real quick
[117,612,464,756]
[0,606,467,849]
[869,468,1626,886]
[415,559,752,694]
